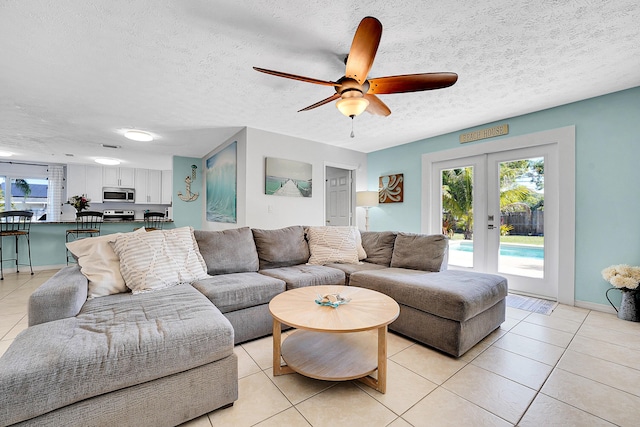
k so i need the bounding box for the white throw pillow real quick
[353,227,367,260]
[307,226,359,265]
[65,233,127,299]
[112,226,209,294]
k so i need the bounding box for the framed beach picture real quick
[206,141,237,223]
[265,157,312,197]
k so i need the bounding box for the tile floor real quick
[2,270,640,426]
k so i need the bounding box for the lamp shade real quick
[356,191,379,207]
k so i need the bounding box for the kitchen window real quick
[0,162,51,220]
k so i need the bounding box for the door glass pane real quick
[497,157,544,278]
[442,166,474,268]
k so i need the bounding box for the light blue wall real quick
[367,86,640,306]
[172,156,203,229]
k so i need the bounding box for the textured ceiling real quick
[0,0,638,169]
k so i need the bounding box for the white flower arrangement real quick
[601,264,640,290]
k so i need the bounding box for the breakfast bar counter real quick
[6,220,175,270]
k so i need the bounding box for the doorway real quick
[431,146,557,298]
[325,166,354,226]
[422,126,575,304]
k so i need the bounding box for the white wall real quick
[198,127,368,230]
[243,128,368,229]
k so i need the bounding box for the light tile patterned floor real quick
[2,270,640,426]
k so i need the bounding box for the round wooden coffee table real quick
[269,285,399,393]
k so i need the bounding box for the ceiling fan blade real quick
[253,67,339,87]
[345,17,382,84]
[298,93,341,112]
[367,73,458,94]
[364,94,391,116]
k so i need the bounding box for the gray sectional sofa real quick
[0,225,507,427]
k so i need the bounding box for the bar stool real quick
[66,211,103,264]
[0,211,34,280]
[143,211,166,231]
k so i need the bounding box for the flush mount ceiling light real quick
[123,129,153,142]
[0,151,13,157]
[95,158,121,166]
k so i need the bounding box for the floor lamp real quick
[356,191,379,231]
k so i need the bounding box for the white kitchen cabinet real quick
[66,164,103,202]
[161,170,172,204]
[135,169,162,204]
[103,167,135,187]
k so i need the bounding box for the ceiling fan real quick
[254,16,458,128]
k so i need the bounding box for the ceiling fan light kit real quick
[253,16,457,133]
[336,97,369,117]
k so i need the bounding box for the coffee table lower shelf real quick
[273,325,388,393]
[282,330,377,380]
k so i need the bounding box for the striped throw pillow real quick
[112,226,208,294]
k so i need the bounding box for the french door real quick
[430,145,559,299]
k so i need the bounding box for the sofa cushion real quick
[252,226,310,269]
[390,233,448,272]
[325,261,387,278]
[112,226,209,294]
[0,284,233,427]
[192,272,286,313]
[307,226,359,265]
[194,227,259,275]
[259,265,345,289]
[349,269,508,322]
[361,231,397,266]
[65,232,127,298]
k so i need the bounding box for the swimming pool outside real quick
[453,241,544,259]
[448,240,544,278]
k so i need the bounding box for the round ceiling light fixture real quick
[95,158,121,166]
[123,129,154,142]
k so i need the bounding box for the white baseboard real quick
[574,300,617,315]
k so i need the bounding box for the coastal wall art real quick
[206,141,237,223]
[265,157,312,198]
[379,173,404,203]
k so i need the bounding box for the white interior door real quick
[431,146,558,299]
[325,167,352,226]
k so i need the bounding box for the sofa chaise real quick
[0,225,507,426]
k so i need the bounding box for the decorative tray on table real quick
[315,293,351,308]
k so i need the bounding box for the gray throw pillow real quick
[194,227,259,275]
[252,226,310,269]
[390,233,448,272]
[361,231,397,266]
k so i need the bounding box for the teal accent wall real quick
[172,156,203,229]
[367,86,640,306]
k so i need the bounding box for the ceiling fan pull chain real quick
[350,116,355,138]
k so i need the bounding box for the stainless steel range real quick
[103,209,135,221]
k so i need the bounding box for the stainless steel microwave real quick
[102,187,135,203]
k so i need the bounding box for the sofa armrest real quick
[28,265,88,326]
